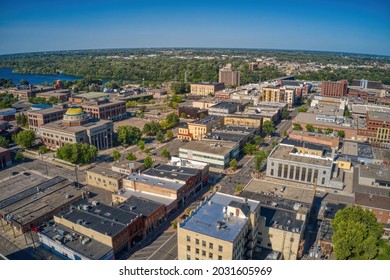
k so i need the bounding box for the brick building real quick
[28,107,67,132]
[219,67,240,87]
[190,82,224,96]
[321,80,348,97]
[82,99,127,121]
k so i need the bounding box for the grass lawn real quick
[376,239,390,260]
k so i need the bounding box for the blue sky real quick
[0,0,389,55]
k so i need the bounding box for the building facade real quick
[86,166,124,192]
[178,192,260,260]
[219,67,240,87]
[0,147,11,169]
[321,80,348,97]
[39,107,113,150]
[28,107,67,131]
[266,144,337,188]
[82,100,127,121]
[190,82,224,96]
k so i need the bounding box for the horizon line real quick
[1,47,389,58]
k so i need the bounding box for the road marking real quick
[147,232,177,260]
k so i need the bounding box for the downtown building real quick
[321,80,348,97]
[39,107,113,150]
[219,67,240,87]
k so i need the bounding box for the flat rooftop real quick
[39,223,113,260]
[294,112,357,129]
[179,140,238,156]
[341,141,373,159]
[180,192,259,242]
[118,196,163,217]
[126,173,185,191]
[0,176,83,227]
[282,138,328,152]
[259,207,305,234]
[244,179,315,205]
[143,168,192,182]
[74,92,109,99]
[154,164,199,176]
[209,102,239,110]
[28,107,67,115]
[117,188,176,206]
[193,115,222,125]
[41,118,112,134]
[359,164,390,183]
[86,166,125,180]
[351,104,390,115]
[372,147,390,163]
[308,103,344,117]
[192,82,223,86]
[355,192,390,211]
[269,144,334,168]
[57,208,126,237]
[82,100,125,107]
[367,111,390,122]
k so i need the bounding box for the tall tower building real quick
[321,80,348,97]
[219,67,240,87]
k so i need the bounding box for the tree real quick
[38,145,50,154]
[252,135,264,147]
[143,121,162,136]
[144,156,153,169]
[139,105,147,113]
[165,113,180,128]
[16,113,28,127]
[282,130,287,137]
[262,120,275,136]
[0,136,9,148]
[293,123,302,131]
[15,151,25,161]
[199,113,206,119]
[126,152,137,161]
[229,159,238,171]
[338,130,345,138]
[138,140,145,151]
[243,143,257,155]
[13,130,35,149]
[112,150,121,161]
[282,108,289,119]
[254,150,268,173]
[271,141,278,148]
[144,148,151,155]
[325,128,334,134]
[235,184,243,193]
[56,143,97,164]
[297,106,308,113]
[166,130,174,140]
[180,112,187,118]
[156,131,165,142]
[161,148,171,159]
[331,207,384,260]
[306,124,315,132]
[317,127,323,134]
[117,126,142,145]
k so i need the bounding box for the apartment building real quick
[321,80,348,97]
[219,67,240,87]
[178,192,260,260]
[261,86,296,108]
[358,111,390,147]
[178,115,223,141]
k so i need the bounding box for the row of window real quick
[186,254,222,260]
[186,236,223,252]
[269,162,326,185]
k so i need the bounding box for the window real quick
[289,166,294,179]
[195,248,199,255]
[187,255,191,260]
[209,243,213,250]
[186,236,191,242]
[307,168,312,182]
[218,245,223,252]
[202,250,206,257]
[187,245,191,252]
[301,167,306,181]
[218,256,222,260]
[277,164,282,177]
[195,239,199,245]
[270,169,274,176]
[209,252,213,258]
[321,178,325,185]
[283,164,288,178]
[202,240,206,247]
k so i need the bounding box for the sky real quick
[0,0,389,55]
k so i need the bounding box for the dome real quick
[65,107,83,115]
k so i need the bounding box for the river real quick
[0,68,82,85]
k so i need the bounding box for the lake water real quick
[0,68,82,85]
